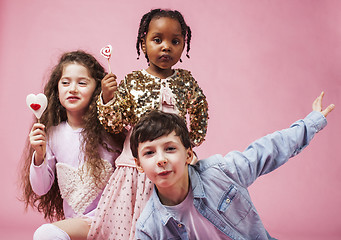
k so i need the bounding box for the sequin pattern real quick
[97,69,208,146]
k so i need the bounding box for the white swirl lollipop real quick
[26,93,48,121]
[100,44,112,72]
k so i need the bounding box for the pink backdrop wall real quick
[1,0,340,239]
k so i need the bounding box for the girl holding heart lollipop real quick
[19,50,125,240]
[89,9,209,240]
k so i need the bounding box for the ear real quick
[185,148,194,165]
[141,38,146,54]
[134,158,144,173]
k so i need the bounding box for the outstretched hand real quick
[102,73,118,104]
[312,92,335,117]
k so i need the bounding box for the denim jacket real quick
[135,111,327,240]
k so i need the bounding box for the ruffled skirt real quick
[88,166,153,240]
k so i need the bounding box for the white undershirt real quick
[164,186,230,240]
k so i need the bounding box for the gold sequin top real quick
[97,69,208,146]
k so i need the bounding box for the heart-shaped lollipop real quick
[26,93,48,120]
[100,44,112,73]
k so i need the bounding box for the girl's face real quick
[142,17,185,78]
[58,63,96,117]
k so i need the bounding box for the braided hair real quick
[136,9,192,62]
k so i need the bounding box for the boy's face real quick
[135,131,193,191]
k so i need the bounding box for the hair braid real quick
[136,9,192,61]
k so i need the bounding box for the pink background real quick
[1,0,340,239]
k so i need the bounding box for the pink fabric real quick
[29,121,119,219]
[3,1,340,238]
[88,167,153,240]
[88,78,178,239]
[160,79,179,113]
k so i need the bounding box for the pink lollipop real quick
[26,93,48,122]
[100,44,112,73]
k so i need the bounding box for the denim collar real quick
[151,166,207,226]
[188,165,206,199]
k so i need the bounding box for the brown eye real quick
[144,151,154,156]
[166,147,176,152]
[172,39,180,45]
[153,38,161,44]
[60,79,70,85]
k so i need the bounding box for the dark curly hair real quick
[136,8,192,62]
[19,50,125,221]
[130,110,191,160]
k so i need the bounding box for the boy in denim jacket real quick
[131,93,334,240]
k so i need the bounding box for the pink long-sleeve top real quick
[29,121,120,218]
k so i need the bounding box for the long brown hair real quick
[19,50,125,221]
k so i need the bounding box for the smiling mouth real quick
[158,171,172,176]
[67,96,80,100]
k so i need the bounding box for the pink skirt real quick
[87,165,153,240]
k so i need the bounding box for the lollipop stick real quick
[108,59,112,73]
[37,119,46,163]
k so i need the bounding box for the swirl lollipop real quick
[100,44,112,73]
[26,93,48,122]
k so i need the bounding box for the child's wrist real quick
[34,152,45,166]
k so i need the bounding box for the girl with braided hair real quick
[20,50,125,239]
[88,8,209,240]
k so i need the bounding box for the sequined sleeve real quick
[97,76,137,134]
[181,70,209,146]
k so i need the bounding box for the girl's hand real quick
[29,123,46,166]
[102,73,118,104]
[312,91,335,117]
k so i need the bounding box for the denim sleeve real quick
[135,230,152,240]
[225,111,327,188]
